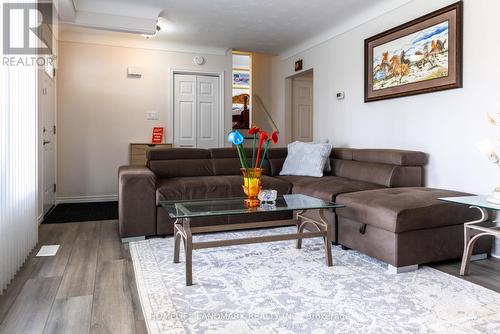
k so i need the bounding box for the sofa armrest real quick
[118,166,157,238]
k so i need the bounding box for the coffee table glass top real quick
[161,194,344,219]
[439,195,500,211]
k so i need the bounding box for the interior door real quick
[41,72,55,214]
[292,79,314,142]
[174,74,196,148]
[196,75,219,149]
[173,74,220,148]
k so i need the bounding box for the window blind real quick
[0,0,39,294]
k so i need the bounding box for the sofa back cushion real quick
[147,149,214,178]
[269,147,425,187]
[352,149,427,166]
[330,148,426,187]
[209,148,271,176]
[331,160,423,187]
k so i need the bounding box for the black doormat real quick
[42,201,118,224]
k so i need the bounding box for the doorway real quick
[290,70,313,142]
[172,71,223,149]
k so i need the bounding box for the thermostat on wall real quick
[336,91,345,100]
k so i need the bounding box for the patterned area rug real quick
[130,227,500,334]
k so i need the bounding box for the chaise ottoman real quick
[335,187,493,273]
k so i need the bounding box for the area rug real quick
[130,227,500,334]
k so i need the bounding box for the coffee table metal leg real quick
[460,207,488,276]
[183,218,193,286]
[320,209,333,267]
[296,209,333,266]
[173,221,182,264]
[296,210,306,249]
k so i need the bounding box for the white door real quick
[292,79,313,142]
[173,74,220,148]
[174,74,197,148]
[196,75,219,149]
[41,72,56,214]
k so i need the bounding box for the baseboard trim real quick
[491,253,500,260]
[56,195,118,204]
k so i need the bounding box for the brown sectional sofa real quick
[118,147,491,271]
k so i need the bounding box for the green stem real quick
[259,140,270,169]
[240,145,249,168]
[236,145,248,169]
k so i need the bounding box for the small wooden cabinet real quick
[130,143,172,166]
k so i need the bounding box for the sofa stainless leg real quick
[121,236,146,243]
[387,264,418,274]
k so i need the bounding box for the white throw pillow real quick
[314,139,332,172]
[280,141,333,177]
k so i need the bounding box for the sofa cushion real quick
[276,175,384,202]
[147,149,214,178]
[331,159,423,187]
[335,187,479,233]
[352,149,427,166]
[156,175,292,204]
[209,148,271,176]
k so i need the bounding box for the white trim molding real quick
[56,194,118,204]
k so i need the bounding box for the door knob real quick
[43,140,51,145]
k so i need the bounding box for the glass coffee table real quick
[161,194,344,286]
[439,195,500,276]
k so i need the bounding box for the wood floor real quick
[0,220,146,334]
[431,256,500,293]
[0,221,499,333]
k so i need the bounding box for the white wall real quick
[57,41,232,201]
[271,0,500,255]
[252,53,273,111]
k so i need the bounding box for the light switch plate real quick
[147,111,159,120]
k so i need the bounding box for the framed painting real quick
[233,69,250,89]
[365,2,463,102]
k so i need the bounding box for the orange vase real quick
[241,168,262,207]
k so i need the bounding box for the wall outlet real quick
[146,111,159,120]
[336,91,345,100]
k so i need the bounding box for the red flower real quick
[259,131,268,142]
[248,125,260,135]
[254,131,268,168]
[270,131,278,144]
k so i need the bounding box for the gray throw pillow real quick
[280,141,333,177]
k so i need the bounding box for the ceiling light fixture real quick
[142,24,161,39]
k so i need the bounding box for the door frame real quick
[285,68,314,144]
[39,67,57,220]
[170,68,225,148]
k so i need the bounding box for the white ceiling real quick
[58,0,412,57]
